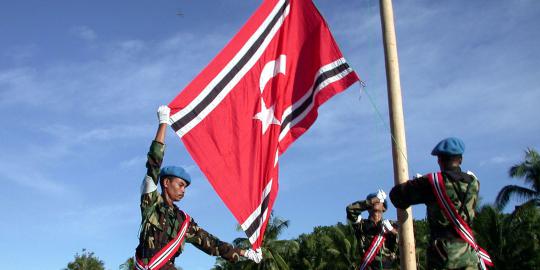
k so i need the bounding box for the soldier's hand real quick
[382,219,394,232]
[466,171,478,179]
[157,105,170,125]
[243,248,263,263]
[376,189,387,203]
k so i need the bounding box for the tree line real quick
[65,148,540,269]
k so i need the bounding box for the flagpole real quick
[378,0,417,269]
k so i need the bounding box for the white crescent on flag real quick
[168,0,360,249]
[254,55,286,134]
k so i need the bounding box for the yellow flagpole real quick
[378,0,417,269]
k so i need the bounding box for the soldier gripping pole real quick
[378,0,417,269]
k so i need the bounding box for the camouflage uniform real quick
[346,199,399,270]
[135,141,242,269]
[390,167,480,270]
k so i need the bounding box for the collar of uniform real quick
[443,168,475,183]
[443,166,461,172]
[365,218,384,231]
[159,202,179,216]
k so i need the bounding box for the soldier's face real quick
[372,202,385,212]
[164,177,188,201]
[369,208,384,222]
[369,203,386,221]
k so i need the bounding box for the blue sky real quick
[1,0,539,269]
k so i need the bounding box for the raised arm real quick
[346,199,372,223]
[154,105,169,144]
[389,176,434,209]
[140,106,170,208]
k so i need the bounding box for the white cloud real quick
[0,163,69,195]
[76,126,150,142]
[0,30,237,124]
[70,26,97,41]
[3,45,37,64]
[480,155,515,167]
[52,202,136,237]
[120,155,147,169]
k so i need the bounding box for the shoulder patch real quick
[141,175,158,194]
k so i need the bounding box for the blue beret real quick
[366,193,377,200]
[431,137,465,156]
[160,166,191,186]
[366,193,388,210]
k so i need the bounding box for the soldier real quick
[346,189,399,270]
[134,105,262,270]
[389,137,493,270]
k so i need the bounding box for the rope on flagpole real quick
[357,0,417,177]
[362,0,409,163]
[359,82,410,169]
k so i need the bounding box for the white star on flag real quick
[253,98,281,134]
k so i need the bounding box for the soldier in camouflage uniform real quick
[390,137,480,270]
[346,190,399,270]
[135,106,262,269]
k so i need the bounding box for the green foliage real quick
[119,257,134,270]
[496,148,540,210]
[413,219,429,270]
[212,213,299,270]
[474,204,540,270]
[210,209,540,270]
[64,249,105,270]
[292,223,357,270]
[323,223,358,270]
[293,226,334,270]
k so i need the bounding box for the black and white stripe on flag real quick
[170,0,291,137]
[241,180,273,245]
[279,58,355,145]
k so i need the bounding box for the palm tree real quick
[496,148,540,210]
[292,223,360,270]
[119,257,134,270]
[212,212,298,270]
[325,223,358,270]
[473,205,507,269]
[474,204,540,269]
[64,249,105,270]
[294,226,333,270]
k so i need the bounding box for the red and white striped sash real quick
[428,172,493,269]
[135,212,191,270]
[358,227,388,270]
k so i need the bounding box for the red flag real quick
[168,0,359,249]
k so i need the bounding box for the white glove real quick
[243,248,263,263]
[157,105,170,125]
[382,219,394,232]
[355,215,362,224]
[376,189,387,203]
[466,171,477,179]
